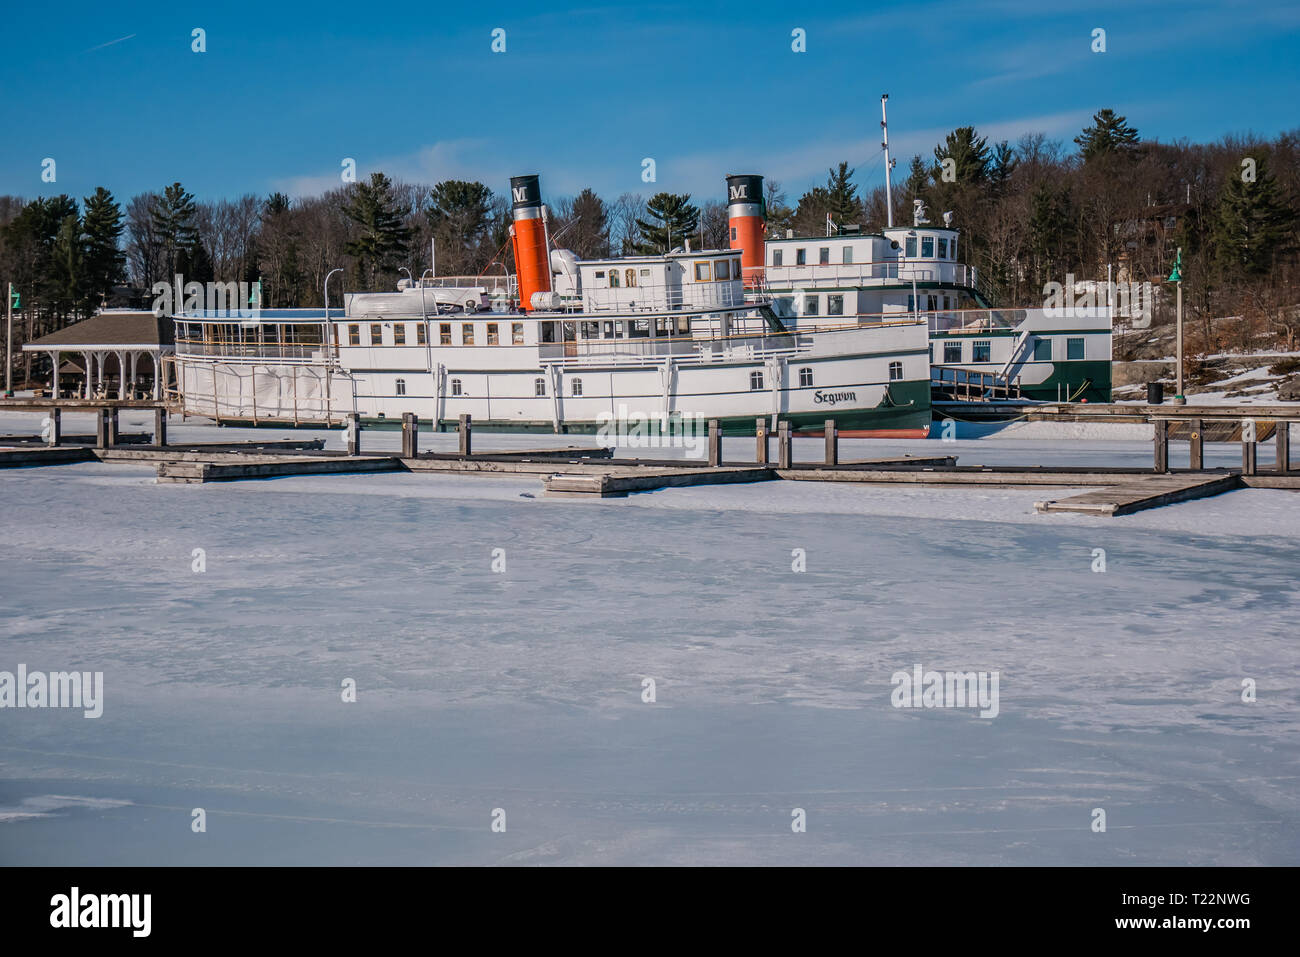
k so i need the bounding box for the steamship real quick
[167,175,934,437]
[726,98,1112,404]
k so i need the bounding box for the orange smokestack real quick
[726,174,765,288]
[509,174,551,311]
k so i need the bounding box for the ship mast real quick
[881,94,895,229]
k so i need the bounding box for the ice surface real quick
[0,415,1297,865]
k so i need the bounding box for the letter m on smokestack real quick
[726,174,766,289]
[509,175,552,311]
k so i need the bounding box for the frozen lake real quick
[1,414,1298,864]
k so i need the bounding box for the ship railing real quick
[761,261,975,288]
[173,338,331,362]
[926,309,1026,334]
[574,280,750,313]
[416,274,516,294]
[931,366,1022,402]
[538,328,816,368]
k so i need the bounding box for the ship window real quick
[750,370,765,391]
[440,323,451,345]
[348,324,360,346]
[487,323,499,345]
[905,237,917,257]
[370,324,382,345]
[803,295,819,316]
[1034,338,1051,361]
[625,268,636,287]
[395,378,406,396]
[535,378,546,396]
[889,361,904,381]
[450,378,462,396]
[773,249,783,267]
[417,324,426,345]
[734,259,741,277]
[631,318,650,337]
[730,227,737,242]
[799,367,813,387]
[927,295,938,312]
[572,378,583,396]
[795,248,806,265]
[1067,337,1085,360]
[827,295,844,316]
[715,259,730,280]
[843,246,853,264]
[819,247,830,265]
[512,322,524,344]
[943,341,962,363]
[461,323,475,345]
[640,268,651,277]
[610,270,620,288]
[973,340,991,362]
[694,261,711,281]
[951,238,957,259]
[922,236,935,257]
[394,324,406,345]
[938,238,948,258]
[594,270,605,280]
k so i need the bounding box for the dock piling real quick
[777,420,792,469]
[707,419,721,467]
[755,418,768,465]
[402,413,419,458]
[153,408,167,447]
[1277,423,1291,475]
[1243,434,1257,476]
[46,408,61,447]
[1189,418,1203,470]
[346,412,361,456]
[1153,419,1168,473]
[824,419,838,466]
[458,414,472,456]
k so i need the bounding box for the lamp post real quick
[1168,249,1184,404]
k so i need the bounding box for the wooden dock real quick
[156,456,404,484]
[1034,474,1243,516]
[0,446,96,468]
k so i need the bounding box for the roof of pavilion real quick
[23,310,175,351]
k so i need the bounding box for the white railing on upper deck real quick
[575,278,748,314]
[762,260,976,290]
[174,338,329,362]
[923,309,1026,334]
[417,275,516,295]
[538,329,812,368]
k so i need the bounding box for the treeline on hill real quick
[1,109,1297,386]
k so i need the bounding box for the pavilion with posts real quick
[21,310,174,400]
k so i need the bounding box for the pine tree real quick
[934,127,991,185]
[49,213,84,318]
[903,156,930,206]
[1212,154,1297,278]
[426,180,494,274]
[824,162,863,228]
[633,193,699,254]
[1074,109,1141,163]
[344,172,412,289]
[151,183,198,278]
[81,187,126,314]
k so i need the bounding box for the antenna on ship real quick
[881,94,895,229]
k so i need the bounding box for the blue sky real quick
[2,0,1298,209]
